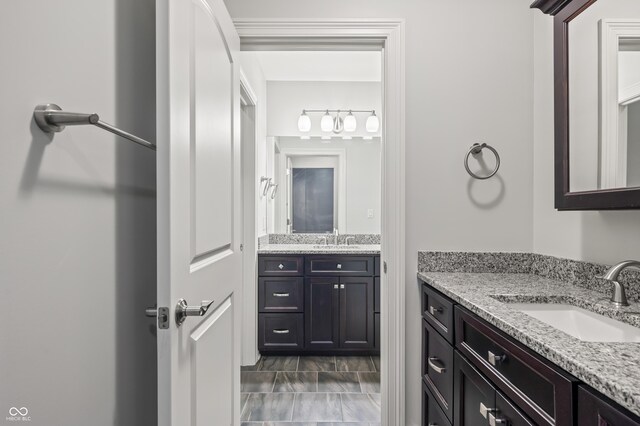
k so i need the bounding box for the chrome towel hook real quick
[464,143,500,180]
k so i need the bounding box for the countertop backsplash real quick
[260,233,380,247]
[418,251,640,303]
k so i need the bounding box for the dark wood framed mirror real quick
[532,0,640,210]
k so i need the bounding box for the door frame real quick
[234,19,406,426]
[278,147,347,233]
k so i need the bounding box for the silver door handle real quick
[429,305,443,315]
[273,292,290,297]
[175,299,214,326]
[273,329,290,334]
[488,350,507,366]
[427,357,446,374]
[480,402,496,419]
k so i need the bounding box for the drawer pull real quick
[428,305,443,315]
[273,292,290,297]
[488,412,507,426]
[278,263,285,270]
[488,350,507,366]
[337,263,342,269]
[340,284,345,289]
[334,284,339,289]
[479,402,496,419]
[272,329,290,334]
[427,357,446,374]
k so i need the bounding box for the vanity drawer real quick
[577,385,640,426]
[423,380,452,426]
[422,320,454,422]
[258,277,304,313]
[455,306,576,426]
[422,284,455,344]
[258,313,304,350]
[306,256,374,276]
[258,256,304,276]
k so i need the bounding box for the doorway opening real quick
[236,19,406,426]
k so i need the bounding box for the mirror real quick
[535,0,640,209]
[270,136,381,234]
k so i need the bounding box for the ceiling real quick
[242,51,382,82]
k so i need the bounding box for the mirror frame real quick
[533,0,640,210]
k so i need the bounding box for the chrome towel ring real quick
[464,143,500,180]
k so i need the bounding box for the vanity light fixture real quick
[320,110,334,132]
[297,110,311,132]
[366,110,379,133]
[296,109,379,135]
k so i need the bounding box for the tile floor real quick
[240,355,381,426]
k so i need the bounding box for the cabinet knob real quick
[278,263,284,270]
[489,412,507,426]
[427,357,446,374]
[479,402,496,419]
[428,305,443,315]
[337,263,342,269]
[334,284,339,289]
[488,350,507,366]
[340,284,345,289]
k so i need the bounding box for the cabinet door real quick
[305,277,340,349]
[454,352,494,426]
[339,276,374,349]
[577,385,640,426]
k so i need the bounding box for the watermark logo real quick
[6,407,30,422]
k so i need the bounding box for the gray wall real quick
[0,1,157,425]
[533,13,640,265]
[225,1,535,424]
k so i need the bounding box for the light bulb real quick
[320,111,334,132]
[297,110,311,132]
[343,111,357,132]
[366,110,379,133]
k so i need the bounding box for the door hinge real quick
[240,243,244,252]
[383,261,388,274]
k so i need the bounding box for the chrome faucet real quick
[333,228,339,245]
[318,236,328,246]
[599,260,640,307]
[345,236,355,246]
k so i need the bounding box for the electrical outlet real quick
[367,209,374,218]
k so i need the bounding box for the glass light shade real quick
[297,111,311,132]
[320,111,334,132]
[343,112,357,132]
[366,111,379,133]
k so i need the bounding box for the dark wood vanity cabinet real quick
[421,281,640,426]
[258,254,380,354]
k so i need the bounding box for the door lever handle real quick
[175,299,214,326]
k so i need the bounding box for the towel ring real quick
[464,143,500,180]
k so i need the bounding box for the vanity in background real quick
[257,251,380,355]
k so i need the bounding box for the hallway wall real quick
[225,1,535,424]
[0,1,157,425]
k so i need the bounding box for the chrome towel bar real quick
[33,104,156,151]
[464,143,500,180]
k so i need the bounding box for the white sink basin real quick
[507,303,640,342]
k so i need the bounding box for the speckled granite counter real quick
[418,270,640,417]
[258,243,380,255]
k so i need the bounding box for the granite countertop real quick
[258,244,380,255]
[418,271,640,417]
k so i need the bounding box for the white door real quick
[156,0,241,425]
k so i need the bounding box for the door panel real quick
[340,277,374,349]
[156,0,241,424]
[305,277,340,349]
[191,0,233,259]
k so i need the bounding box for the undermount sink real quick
[312,244,361,249]
[507,303,640,342]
